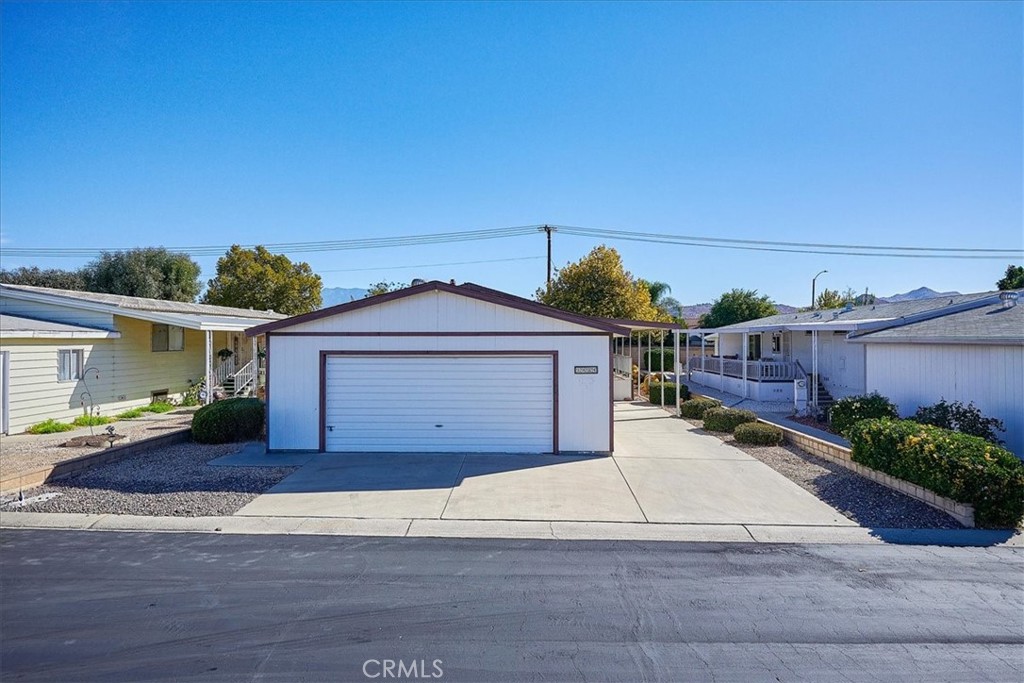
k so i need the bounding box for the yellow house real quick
[0,284,284,434]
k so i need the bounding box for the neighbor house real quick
[0,284,284,434]
[687,290,1024,456]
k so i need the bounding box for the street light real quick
[811,270,828,309]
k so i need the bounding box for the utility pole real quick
[540,225,557,289]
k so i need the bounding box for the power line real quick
[318,255,542,273]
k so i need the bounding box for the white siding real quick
[269,334,611,453]
[788,331,865,399]
[284,290,599,334]
[866,343,1024,457]
[0,315,213,432]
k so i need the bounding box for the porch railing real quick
[694,357,798,381]
[612,353,632,376]
[213,358,235,387]
[232,360,257,396]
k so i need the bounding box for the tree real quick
[536,245,669,321]
[815,288,844,309]
[83,248,201,301]
[203,245,322,315]
[0,266,87,291]
[365,281,408,297]
[996,265,1024,290]
[698,289,779,328]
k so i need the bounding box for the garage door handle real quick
[435,424,443,428]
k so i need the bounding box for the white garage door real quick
[324,355,554,453]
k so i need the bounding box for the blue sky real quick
[1,1,1021,305]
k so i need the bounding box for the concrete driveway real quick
[234,402,853,526]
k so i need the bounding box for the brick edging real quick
[0,429,192,495]
[756,417,976,528]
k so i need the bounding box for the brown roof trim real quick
[597,317,683,331]
[245,280,630,336]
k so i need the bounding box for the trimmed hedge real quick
[847,418,1024,529]
[829,393,899,437]
[680,397,720,419]
[702,407,758,433]
[192,398,265,444]
[643,349,675,372]
[734,422,784,446]
[647,382,689,406]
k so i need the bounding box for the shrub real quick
[192,398,265,444]
[643,349,675,372]
[26,418,76,434]
[828,393,899,437]
[680,397,720,419]
[848,418,1024,528]
[702,407,758,433]
[72,415,112,427]
[116,407,146,419]
[140,402,176,414]
[647,382,689,406]
[734,422,784,446]
[911,399,1005,445]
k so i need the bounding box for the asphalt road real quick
[1,531,1021,682]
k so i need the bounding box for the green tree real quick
[815,288,844,309]
[0,266,87,291]
[365,281,409,297]
[203,245,322,314]
[996,264,1024,290]
[83,248,201,302]
[536,245,669,321]
[698,289,779,328]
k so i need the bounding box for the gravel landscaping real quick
[3,441,296,517]
[681,416,964,529]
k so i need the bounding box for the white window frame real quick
[152,324,185,352]
[58,349,84,382]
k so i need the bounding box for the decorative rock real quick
[62,434,127,448]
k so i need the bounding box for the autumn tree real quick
[0,266,87,291]
[536,245,669,321]
[815,288,844,309]
[203,245,322,314]
[83,248,201,301]
[997,265,1024,290]
[698,289,779,328]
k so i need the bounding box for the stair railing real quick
[232,359,257,396]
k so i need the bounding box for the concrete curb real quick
[1,511,1020,547]
[0,429,193,495]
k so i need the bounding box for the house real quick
[0,284,284,434]
[686,290,1024,456]
[246,280,681,454]
[848,291,1023,457]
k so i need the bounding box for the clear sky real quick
[2,1,1021,305]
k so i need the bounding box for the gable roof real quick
[0,313,121,339]
[694,291,1000,334]
[1,283,286,332]
[849,293,1024,345]
[245,280,632,336]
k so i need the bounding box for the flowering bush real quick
[847,418,1024,528]
[828,393,899,437]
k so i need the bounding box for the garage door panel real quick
[324,355,554,453]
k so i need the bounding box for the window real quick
[152,324,185,352]
[747,334,762,361]
[771,334,782,354]
[58,349,84,382]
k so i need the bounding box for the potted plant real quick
[216,348,234,362]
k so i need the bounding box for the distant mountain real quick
[321,287,368,308]
[878,287,961,303]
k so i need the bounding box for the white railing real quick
[612,353,632,376]
[213,358,235,387]
[232,359,257,396]
[695,357,797,381]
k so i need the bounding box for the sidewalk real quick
[681,380,850,447]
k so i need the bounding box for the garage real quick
[246,280,633,454]
[323,353,555,453]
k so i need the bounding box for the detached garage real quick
[246,281,631,454]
